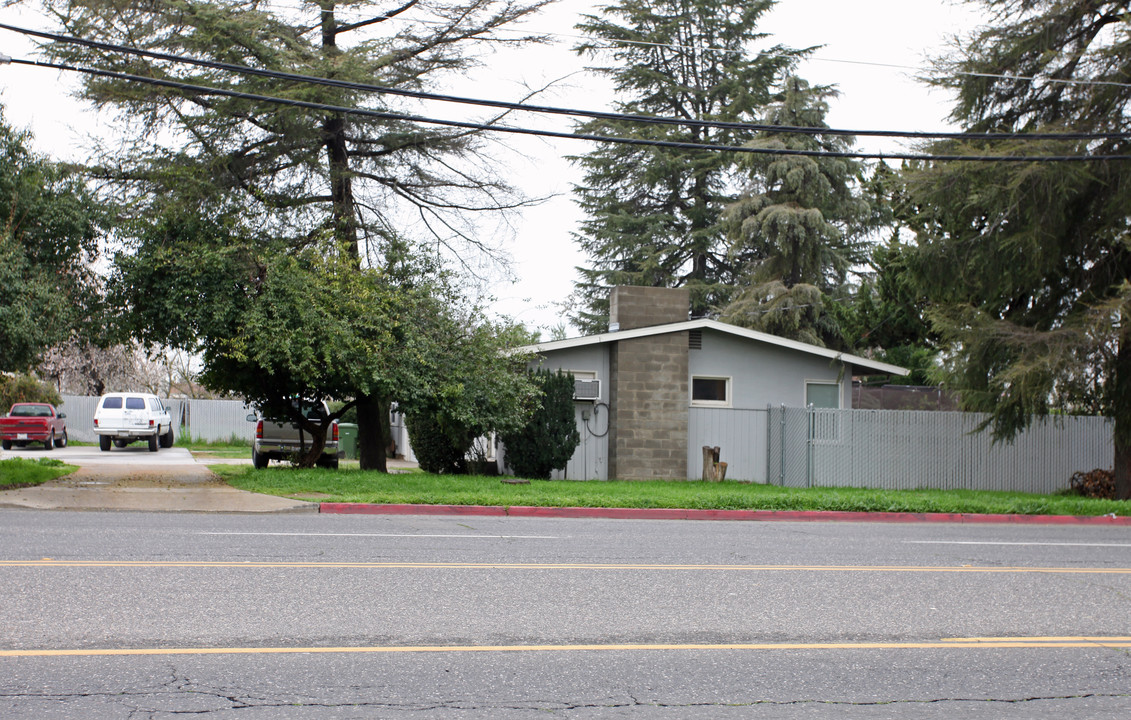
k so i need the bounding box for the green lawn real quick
[184,437,252,459]
[215,465,1128,517]
[0,458,77,488]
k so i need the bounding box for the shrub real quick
[0,373,61,410]
[501,369,580,480]
[1069,468,1115,499]
[404,411,472,474]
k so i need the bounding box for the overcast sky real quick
[0,0,981,337]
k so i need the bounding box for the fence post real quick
[769,404,778,483]
[806,404,814,488]
[779,404,786,486]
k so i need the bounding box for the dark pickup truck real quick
[0,403,68,451]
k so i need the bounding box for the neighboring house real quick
[512,286,907,481]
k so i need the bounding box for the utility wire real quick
[3,22,1129,143]
[7,56,1131,163]
[253,1,1131,91]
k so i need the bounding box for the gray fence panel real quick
[59,395,254,444]
[57,395,100,443]
[805,409,1112,493]
[688,408,769,482]
[175,398,256,443]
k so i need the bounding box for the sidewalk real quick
[0,448,316,513]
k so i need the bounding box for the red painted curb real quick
[318,503,1131,525]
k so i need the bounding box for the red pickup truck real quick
[0,403,68,451]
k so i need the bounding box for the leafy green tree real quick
[718,77,871,348]
[42,0,550,467]
[0,110,106,372]
[902,0,1131,498]
[113,205,535,468]
[568,0,803,332]
[501,369,580,479]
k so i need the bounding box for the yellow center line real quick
[1,560,1130,574]
[4,638,1131,658]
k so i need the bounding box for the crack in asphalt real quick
[3,688,1130,714]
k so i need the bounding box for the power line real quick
[3,22,1129,144]
[7,55,1131,163]
[254,2,1131,92]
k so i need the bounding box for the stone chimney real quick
[606,286,690,480]
[609,286,690,331]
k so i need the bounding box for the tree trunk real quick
[294,423,327,468]
[1113,320,1131,499]
[1112,319,1131,500]
[356,394,388,472]
[1113,439,1131,501]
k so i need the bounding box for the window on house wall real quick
[805,381,841,409]
[692,376,731,407]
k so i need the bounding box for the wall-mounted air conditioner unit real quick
[574,378,601,401]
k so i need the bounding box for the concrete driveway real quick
[0,444,315,513]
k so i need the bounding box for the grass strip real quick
[216,465,1127,517]
[0,458,78,488]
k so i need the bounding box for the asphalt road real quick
[1,510,1129,718]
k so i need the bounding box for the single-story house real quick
[511,286,907,481]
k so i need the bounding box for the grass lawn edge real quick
[214,465,1129,519]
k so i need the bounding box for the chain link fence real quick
[766,406,1112,494]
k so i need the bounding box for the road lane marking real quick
[199,532,561,539]
[4,638,1131,658]
[2,560,1129,574]
[945,636,1131,642]
[907,541,1131,548]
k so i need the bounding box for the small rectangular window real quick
[126,397,146,410]
[102,397,122,409]
[806,382,840,409]
[692,377,730,407]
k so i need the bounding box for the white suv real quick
[93,393,174,452]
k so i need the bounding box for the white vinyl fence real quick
[765,406,1113,494]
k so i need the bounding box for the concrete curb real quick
[318,503,1131,525]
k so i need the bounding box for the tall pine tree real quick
[567,0,803,332]
[39,0,551,470]
[903,0,1131,498]
[719,76,871,348]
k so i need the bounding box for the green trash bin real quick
[338,423,358,460]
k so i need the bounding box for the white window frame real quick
[691,375,732,408]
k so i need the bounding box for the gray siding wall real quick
[526,345,610,480]
[691,329,851,409]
